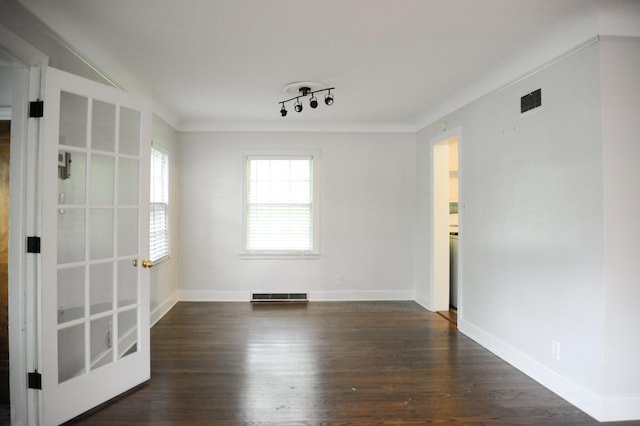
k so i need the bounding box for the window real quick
[245,153,319,256]
[150,145,169,263]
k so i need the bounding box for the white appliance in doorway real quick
[449,232,458,309]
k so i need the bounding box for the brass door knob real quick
[141,259,153,268]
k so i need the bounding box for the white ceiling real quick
[17,0,600,132]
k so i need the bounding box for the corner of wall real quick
[459,316,640,422]
[413,291,432,312]
[150,291,178,327]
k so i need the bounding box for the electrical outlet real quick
[552,341,561,361]
[335,275,343,286]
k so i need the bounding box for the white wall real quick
[0,66,11,108]
[176,132,416,301]
[416,37,640,421]
[600,37,640,410]
[150,115,179,324]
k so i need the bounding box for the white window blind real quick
[246,157,314,252]
[150,146,169,262]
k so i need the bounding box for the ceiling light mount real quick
[279,81,335,117]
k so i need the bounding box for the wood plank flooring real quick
[70,301,614,425]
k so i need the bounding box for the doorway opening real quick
[432,131,459,325]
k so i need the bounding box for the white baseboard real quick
[176,289,414,302]
[600,394,640,422]
[413,291,432,311]
[458,317,640,422]
[177,290,249,302]
[150,292,178,327]
[309,290,413,301]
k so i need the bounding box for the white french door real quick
[39,67,151,425]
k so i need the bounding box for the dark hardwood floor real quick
[70,301,619,425]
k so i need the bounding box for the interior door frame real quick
[430,126,462,315]
[0,23,49,425]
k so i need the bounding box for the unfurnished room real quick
[0,0,639,424]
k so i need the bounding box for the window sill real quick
[150,255,170,268]
[239,252,320,260]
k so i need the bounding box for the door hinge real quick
[29,100,44,118]
[28,370,42,390]
[27,236,41,253]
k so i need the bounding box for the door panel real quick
[41,67,151,425]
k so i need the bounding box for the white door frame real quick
[430,127,462,314]
[1,23,48,425]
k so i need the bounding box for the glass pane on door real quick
[57,266,85,324]
[118,157,139,205]
[58,324,85,383]
[89,208,114,260]
[91,100,116,152]
[90,154,115,204]
[58,151,86,204]
[59,92,87,148]
[55,90,142,385]
[90,262,113,315]
[118,208,138,256]
[118,309,138,358]
[57,207,85,264]
[90,316,114,371]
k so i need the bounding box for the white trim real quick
[178,119,417,134]
[458,318,628,422]
[1,23,48,424]
[601,395,640,423]
[7,65,33,426]
[177,290,415,302]
[178,290,250,302]
[413,290,432,312]
[239,252,320,260]
[150,292,178,327]
[0,107,10,119]
[310,290,414,302]
[431,140,450,311]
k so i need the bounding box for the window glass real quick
[246,157,315,253]
[150,146,169,262]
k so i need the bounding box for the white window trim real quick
[240,149,321,259]
[150,142,170,265]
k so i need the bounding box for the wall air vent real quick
[521,88,542,114]
[251,293,308,303]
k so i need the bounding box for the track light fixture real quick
[279,84,335,116]
[325,90,334,106]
